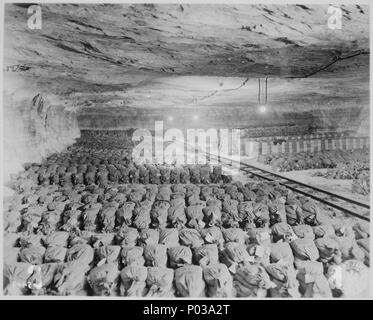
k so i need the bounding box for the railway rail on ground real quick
[205,153,370,223]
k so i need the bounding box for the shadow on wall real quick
[3,88,80,186]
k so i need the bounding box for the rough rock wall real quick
[3,78,80,184]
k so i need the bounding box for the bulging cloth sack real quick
[44,246,67,263]
[268,199,287,225]
[233,262,276,297]
[52,261,90,296]
[26,263,60,295]
[292,224,315,240]
[160,167,171,184]
[222,199,239,220]
[170,192,186,202]
[170,168,181,184]
[298,198,320,226]
[116,226,139,246]
[91,233,115,248]
[144,244,168,267]
[4,262,59,295]
[220,242,252,271]
[115,202,135,227]
[314,237,342,264]
[132,206,151,230]
[148,166,161,184]
[179,228,204,248]
[264,262,300,298]
[270,241,294,265]
[96,245,121,265]
[285,202,303,226]
[175,265,205,297]
[168,246,192,268]
[82,203,102,232]
[200,165,211,184]
[211,166,223,183]
[150,201,170,228]
[247,227,272,246]
[138,229,160,247]
[43,231,69,247]
[206,198,222,210]
[271,222,294,242]
[247,243,271,264]
[237,201,255,222]
[121,246,145,267]
[159,228,179,247]
[200,226,224,248]
[200,186,213,201]
[203,205,222,227]
[203,263,234,297]
[60,209,81,232]
[120,265,147,297]
[312,224,335,239]
[168,202,187,228]
[352,221,370,240]
[3,262,33,295]
[19,245,46,265]
[21,206,43,232]
[327,260,370,298]
[146,267,175,297]
[37,210,60,235]
[290,238,319,261]
[222,228,247,244]
[186,193,201,207]
[87,262,119,296]
[295,260,332,298]
[4,210,22,233]
[334,235,365,262]
[189,166,201,184]
[171,184,186,194]
[186,204,205,229]
[179,167,190,184]
[193,244,219,266]
[66,244,94,266]
[156,186,172,201]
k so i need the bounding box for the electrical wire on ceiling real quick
[188,77,249,106]
[287,49,369,79]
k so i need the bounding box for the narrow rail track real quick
[207,154,370,222]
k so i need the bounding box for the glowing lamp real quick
[258,105,267,113]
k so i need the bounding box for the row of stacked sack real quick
[9,149,231,190]
[3,219,370,297]
[4,181,335,235]
[258,149,369,172]
[77,130,135,150]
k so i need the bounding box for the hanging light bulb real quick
[258,105,267,113]
[257,77,268,114]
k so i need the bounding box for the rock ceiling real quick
[3,3,370,130]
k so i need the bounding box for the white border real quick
[0,0,372,300]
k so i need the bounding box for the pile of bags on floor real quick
[259,149,369,173]
[4,152,370,298]
[3,214,370,297]
[9,153,230,189]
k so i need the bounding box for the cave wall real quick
[2,78,80,184]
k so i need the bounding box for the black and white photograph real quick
[1,1,371,300]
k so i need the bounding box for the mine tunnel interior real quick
[2,3,370,298]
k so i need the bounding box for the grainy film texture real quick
[2,3,370,298]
